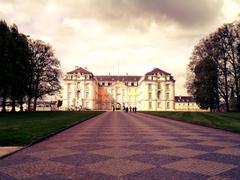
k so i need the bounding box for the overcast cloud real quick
[0,0,239,95]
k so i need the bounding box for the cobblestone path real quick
[0,112,240,179]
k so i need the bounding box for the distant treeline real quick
[0,20,61,112]
[187,20,240,112]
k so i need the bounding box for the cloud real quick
[0,0,238,96]
[56,0,224,30]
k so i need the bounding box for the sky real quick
[0,0,240,95]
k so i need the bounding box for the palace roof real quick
[96,75,141,82]
[146,68,171,75]
[67,67,93,75]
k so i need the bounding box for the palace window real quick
[166,102,170,109]
[77,90,80,99]
[148,93,152,100]
[67,92,71,98]
[157,91,161,99]
[148,84,152,91]
[148,102,152,109]
[158,102,161,108]
[158,82,161,89]
[86,92,89,98]
[85,102,89,108]
[166,93,170,100]
[67,83,71,92]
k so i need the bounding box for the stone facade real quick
[62,67,176,111]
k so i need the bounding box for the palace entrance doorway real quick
[116,103,121,110]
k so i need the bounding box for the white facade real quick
[62,67,177,111]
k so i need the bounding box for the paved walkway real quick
[0,112,240,180]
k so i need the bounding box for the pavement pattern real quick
[0,111,240,180]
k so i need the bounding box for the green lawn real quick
[0,111,103,146]
[142,111,240,133]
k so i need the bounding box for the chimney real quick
[75,66,79,70]
[109,72,111,75]
[84,67,88,70]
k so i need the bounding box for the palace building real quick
[62,66,176,111]
[174,96,204,111]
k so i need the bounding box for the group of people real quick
[112,105,137,113]
[123,106,137,113]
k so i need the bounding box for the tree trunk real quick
[230,45,240,111]
[33,96,37,111]
[33,76,40,112]
[210,107,213,112]
[11,96,16,112]
[33,82,38,111]
[27,82,33,111]
[27,96,32,111]
[237,95,240,112]
[233,69,240,111]
[223,59,229,112]
[2,92,6,112]
[215,83,220,112]
[19,98,23,112]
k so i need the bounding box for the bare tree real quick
[28,40,61,111]
[187,20,240,112]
